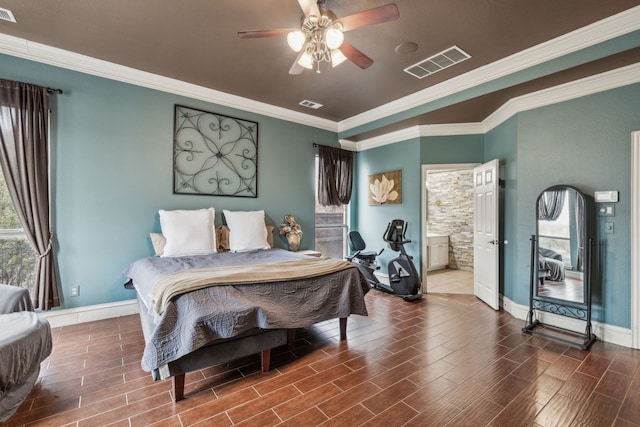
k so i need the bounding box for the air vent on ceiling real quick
[299,100,323,109]
[404,46,470,79]
[0,7,16,23]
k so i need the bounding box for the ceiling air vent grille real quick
[0,8,16,23]
[404,46,470,79]
[299,100,323,109]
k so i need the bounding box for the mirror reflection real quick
[536,186,585,304]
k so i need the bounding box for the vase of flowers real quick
[279,214,303,251]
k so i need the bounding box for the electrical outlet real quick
[70,286,79,297]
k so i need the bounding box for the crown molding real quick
[337,6,640,134]
[338,139,359,151]
[349,62,640,150]
[417,123,485,137]
[342,123,484,151]
[341,126,421,151]
[0,33,338,133]
[482,62,640,132]
[0,6,638,141]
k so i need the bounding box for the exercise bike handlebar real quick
[393,239,411,245]
[383,219,409,244]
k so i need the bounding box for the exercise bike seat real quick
[347,231,378,260]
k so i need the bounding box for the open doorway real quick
[421,163,479,294]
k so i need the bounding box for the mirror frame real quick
[524,184,596,349]
[534,184,587,305]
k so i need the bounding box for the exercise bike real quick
[346,219,422,301]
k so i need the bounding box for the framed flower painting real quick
[368,169,402,205]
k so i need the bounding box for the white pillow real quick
[159,208,216,257]
[223,210,270,252]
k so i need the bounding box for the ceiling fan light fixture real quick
[331,49,347,67]
[298,51,314,69]
[287,31,306,52]
[239,2,400,74]
[325,27,344,49]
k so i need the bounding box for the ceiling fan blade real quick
[336,4,400,32]
[340,41,374,69]
[237,29,294,38]
[297,0,321,18]
[289,50,306,75]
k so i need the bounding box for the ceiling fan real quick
[237,0,399,74]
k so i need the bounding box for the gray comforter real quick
[123,249,369,372]
[538,247,565,281]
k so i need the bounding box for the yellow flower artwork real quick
[368,170,402,205]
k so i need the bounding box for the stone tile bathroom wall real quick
[426,169,474,271]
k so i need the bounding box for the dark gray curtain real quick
[0,79,60,310]
[318,145,353,206]
[538,189,566,221]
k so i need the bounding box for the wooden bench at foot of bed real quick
[167,328,287,401]
[167,317,348,401]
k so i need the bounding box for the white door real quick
[474,159,500,310]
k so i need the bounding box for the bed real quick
[123,208,370,401]
[538,246,565,283]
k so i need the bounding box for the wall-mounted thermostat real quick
[594,191,618,203]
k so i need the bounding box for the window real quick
[0,167,36,290]
[314,156,347,259]
[538,191,571,266]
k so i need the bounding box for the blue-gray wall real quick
[353,138,422,269]
[0,53,339,308]
[504,85,638,328]
[485,117,519,303]
[419,134,485,165]
[353,84,640,329]
[2,52,639,330]
[353,134,486,274]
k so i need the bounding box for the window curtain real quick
[0,79,60,310]
[317,145,354,206]
[538,189,566,221]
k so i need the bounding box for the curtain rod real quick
[46,87,63,95]
[312,143,356,153]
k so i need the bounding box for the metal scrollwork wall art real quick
[173,105,258,197]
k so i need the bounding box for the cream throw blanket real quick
[149,256,356,315]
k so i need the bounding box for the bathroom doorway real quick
[421,163,478,294]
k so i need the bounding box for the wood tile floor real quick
[426,268,474,294]
[6,290,640,426]
[537,277,584,303]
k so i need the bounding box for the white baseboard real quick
[39,299,139,328]
[501,296,633,348]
